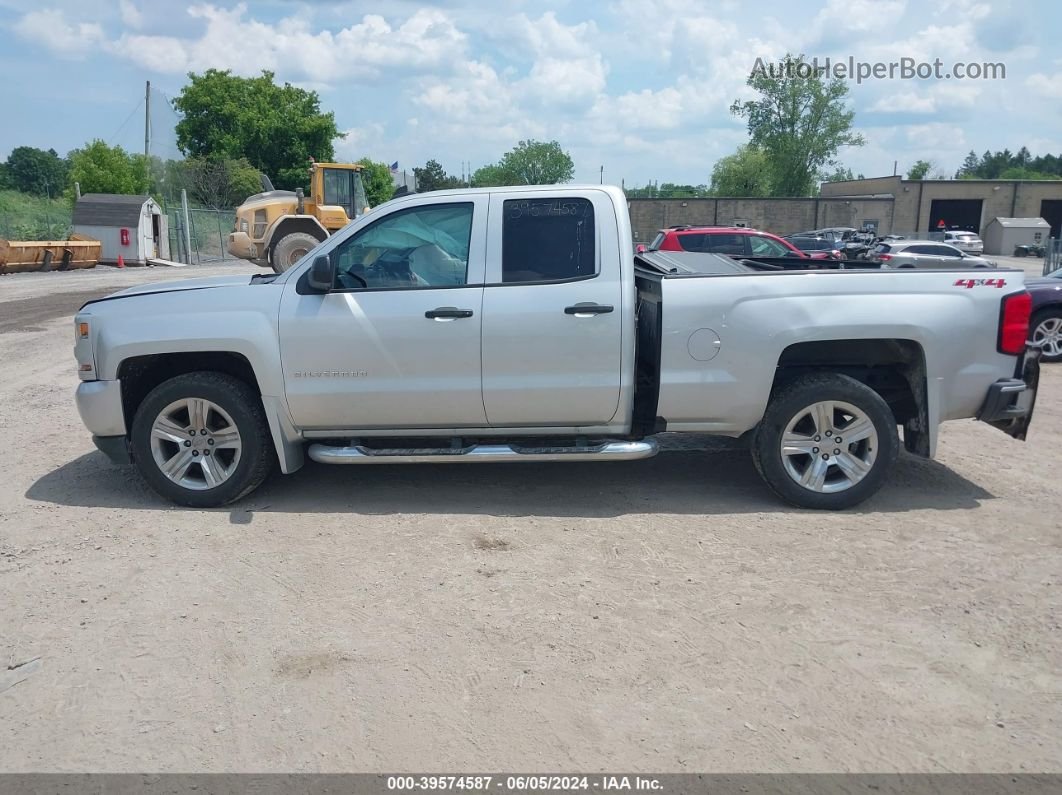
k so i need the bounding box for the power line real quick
[106,98,145,146]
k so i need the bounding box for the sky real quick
[0,0,1060,186]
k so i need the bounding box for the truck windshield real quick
[323,168,371,218]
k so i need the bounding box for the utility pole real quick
[144,80,151,194]
[599,165,604,184]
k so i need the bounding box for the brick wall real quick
[627,197,895,240]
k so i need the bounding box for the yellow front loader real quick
[228,162,370,273]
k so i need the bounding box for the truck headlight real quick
[74,316,96,379]
[240,219,249,233]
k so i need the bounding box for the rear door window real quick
[931,244,964,258]
[705,234,750,256]
[676,233,709,252]
[501,198,596,283]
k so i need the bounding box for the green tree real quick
[355,158,396,207]
[822,166,859,182]
[173,69,342,191]
[998,167,1055,180]
[730,54,865,196]
[67,140,149,197]
[180,156,262,208]
[709,145,773,196]
[906,160,933,180]
[4,146,69,196]
[471,163,511,187]
[956,150,980,179]
[413,159,463,192]
[497,140,574,185]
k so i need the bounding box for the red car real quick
[639,225,835,260]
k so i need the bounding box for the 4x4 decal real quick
[954,278,1006,289]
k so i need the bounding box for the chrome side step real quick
[307,439,659,465]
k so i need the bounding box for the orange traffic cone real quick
[117,254,125,269]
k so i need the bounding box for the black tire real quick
[752,373,900,510]
[1031,308,1062,363]
[130,372,276,508]
[271,232,320,274]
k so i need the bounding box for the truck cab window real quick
[502,198,595,283]
[323,169,353,217]
[331,203,473,290]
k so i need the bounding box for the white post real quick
[180,189,193,265]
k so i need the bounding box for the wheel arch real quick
[265,216,328,261]
[116,352,304,474]
[772,338,932,457]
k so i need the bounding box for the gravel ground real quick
[0,262,1059,773]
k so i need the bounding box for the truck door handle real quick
[564,303,614,317]
[425,307,474,320]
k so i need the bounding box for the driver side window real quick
[750,235,788,256]
[331,202,474,290]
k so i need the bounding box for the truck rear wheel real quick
[271,232,320,274]
[752,373,899,510]
[130,372,276,508]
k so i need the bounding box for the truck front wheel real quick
[130,372,276,507]
[752,373,899,510]
[271,232,320,274]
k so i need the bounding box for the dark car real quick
[783,236,843,260]
[1028,266,1062,362]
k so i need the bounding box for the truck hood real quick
[107,274,259,298]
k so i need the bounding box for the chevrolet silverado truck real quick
[74,186,1041,510]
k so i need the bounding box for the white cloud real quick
[334,123,387,160]
[119,0,142,29]
[1026,73,1062,100]
[17,4,468,82]
[13,9,104,57]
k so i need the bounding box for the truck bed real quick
[634,256,1027,454]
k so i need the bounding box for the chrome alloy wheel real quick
[780,400,878,493]
[149,398,242,491]
[1033,316,1062,359]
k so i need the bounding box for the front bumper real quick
[227,231,258,260]
[977,345,1041,440]
[76,380,126,438]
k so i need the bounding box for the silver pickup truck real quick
[73,185,1040,510]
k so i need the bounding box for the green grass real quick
[0,190,72,241]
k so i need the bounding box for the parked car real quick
[644,226,837,260]
[943,230,984,255]
[74,185,1039,511]
[793,227,857,245]
[783,236,843,260]
[836,231,877,259]
[867,240,997,269]
[1027,265,1062,362]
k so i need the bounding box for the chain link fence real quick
[1044,238,1061,275]
[165,205,235,264]
[0,210,72,242]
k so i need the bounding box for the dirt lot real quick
[0,262,1059,773]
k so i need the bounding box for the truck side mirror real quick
[308,254,335,292]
